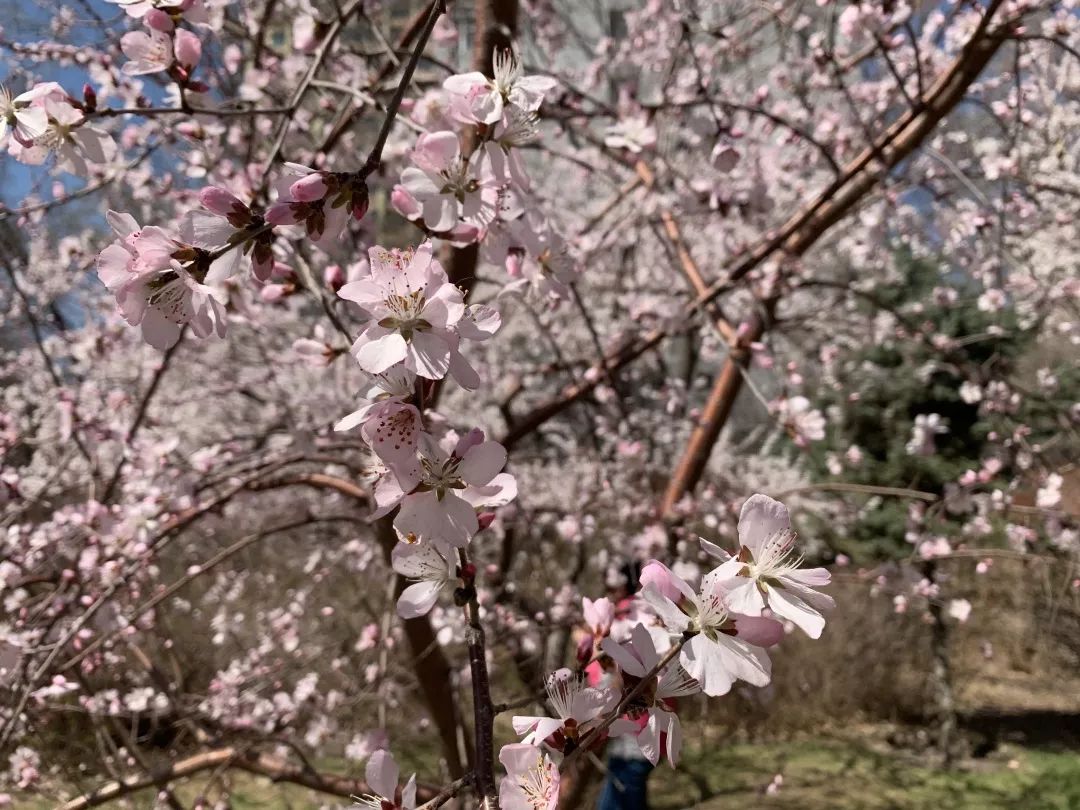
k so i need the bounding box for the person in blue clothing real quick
[597,733,653,810]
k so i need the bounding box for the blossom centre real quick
[518,759,556,808]
[744,529,802,583]
[437,158,478,201]
[379,291,430,338]
[418,454,465,499]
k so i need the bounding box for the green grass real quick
[16,735,1080,808]
[649,738,1080,810]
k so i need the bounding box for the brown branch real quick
[55,746,444,809]
[502,1,1014,450]
[657,1,1012,517]
[460,550,498,805]
[374,515,471,778]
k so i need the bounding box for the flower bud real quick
[390,184,421,219]
[290,172,329,202]
[477,512,496,531]
[176,121,204,140]
[265,202,300,226]
[145,8,175,32]
[639,561,685,603]
[199,186,247,217]
[259,283,292,303]
[82,83,97,113]
[575,634,593,666]
[173,29,202,70]
[350,183,369,221]
[251,249,274,282]
[323,264,345,290]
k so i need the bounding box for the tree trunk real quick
[923,560,958,765]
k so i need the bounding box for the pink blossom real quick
[604,117,657,153]
[121,29,173,75]
[95,210,235,349]
[289,171,329,202]
[512,669,615,749]
[400,131,496,232]
[391,542,456,619]
[0,85,49,148]
[638,561,782,697]
[442,49,556,124]
[12,94,116,176]
[393,432,513,552]
[703,494,834,639]
[639,561,685,603]
[499,744,559,810]
[144,9,174,32]
[582,596,614,638]
[603,623,700,765]
[339,243,482,384]
[353,750,416,810]
[173,29,202,70]
[268,163,350,245]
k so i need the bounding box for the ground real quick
[16,727,1080,809]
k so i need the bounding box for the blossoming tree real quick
[0,0,1076,806]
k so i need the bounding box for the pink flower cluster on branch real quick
[493,493,833,805]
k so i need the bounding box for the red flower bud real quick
[82,83,97,112]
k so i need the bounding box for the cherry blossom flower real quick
[391,541,456,619]
[173,28,202,71]
[339,243,481,384]
[399,131,497,232]
[639,562,783,697]
[334,367,417,433]
[906,413,948,455]
[442,49,557,124]
[353,749,416,810]
[0,85,49,148]
[333,367,422,484]
[13,95,115,176]
[603,623,700,765]
[482,107,540,188]
[107,0,210,24]
[512,668,615,749]
[95,211,231,349]
[120,28,173,75]
[500,227,578,303]
[604,117,657,153]
[948,598,972,624]
[773,395,826,445]
[703,494,834,639]
[393,431,512,551]
[498,744,559,810]
[583,597,614,638]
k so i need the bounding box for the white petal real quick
[355,332,408,374]
[768,585,827,639]
[365,750,398,800]
[457,441,506,486]
[397,580,443,619]
[737,494,791,555]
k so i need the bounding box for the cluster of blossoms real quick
[1,82,114,175]
[117,0,208,81]
[91,48,568,351]
[392,51,580,305]
[494,494,833,806]
[333,242,514,618]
